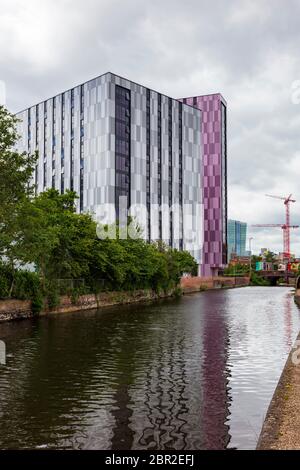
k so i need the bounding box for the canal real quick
[0,287,299,450]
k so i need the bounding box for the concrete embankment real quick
[254,285,300,450]
[0,290,174,323]
[257,287,300,449]
[257,286,300,450]
[257,328,300,449]
[0,276,250,323]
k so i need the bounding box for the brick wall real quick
[180,275,249,293]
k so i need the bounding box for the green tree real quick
[251,255,262,270]
[0,105,37,294]
[16,189,95,288]
[224,263,250,275]
[0,106,37,238]
[264,251,277,263]
[170,249,198,278]
[89,237,128,291]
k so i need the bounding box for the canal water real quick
[0,287,299,450]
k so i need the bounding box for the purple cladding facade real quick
[181,94,228,277]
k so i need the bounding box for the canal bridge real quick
[256,270,297,286]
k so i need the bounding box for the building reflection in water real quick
[110,315,195,450]
[108,294,231,450]
[200,292,231,449]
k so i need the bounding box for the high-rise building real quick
[227,219,247,259]
[16,72,203,263]
[16,73,229,275]
[180,94,228,276]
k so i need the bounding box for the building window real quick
[115,85,131,221]
[221,102,228,264]
[158,94,162,240]
[61,93,65,194]
[168,98,173,247]
[80,84,84,212]
[70,89,74,191]
[27,109,32,192]
[52,97,56,189]
[36,106,39,132]
[43,101,47,188]
[43,161,47,188]
[146,89,151,242]
[27,109,31,155]
[35,105,39,194]
[179,102,183,250]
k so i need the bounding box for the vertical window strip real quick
[35,105,39,195]
[27,109,31,192]
[61,93,65,194]
[158,94,162,240]
[52,97,56,189]
[80,84,84,212]
[43,101,47,188]
[221,102,228,264]
[115,85,131,221]
[27,109,31,154]
[168,98,173,247]
[179,102,183,250]
[146,89,151,242]
[70,89,74,191]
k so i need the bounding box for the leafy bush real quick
[31,291,44,315]
[14,270,41,300]
[70,288,80,305]
[0,262,41,300]
[0,264,11,298]
[250,272,270,286]
[1,191,199,305]
[173,287,183,298]
[47,285,60,310]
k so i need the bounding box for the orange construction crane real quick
[266,194,297,260]
[252,194,299,266]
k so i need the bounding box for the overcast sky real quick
[1,0,299,256]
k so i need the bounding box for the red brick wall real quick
[180,276,250,292]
